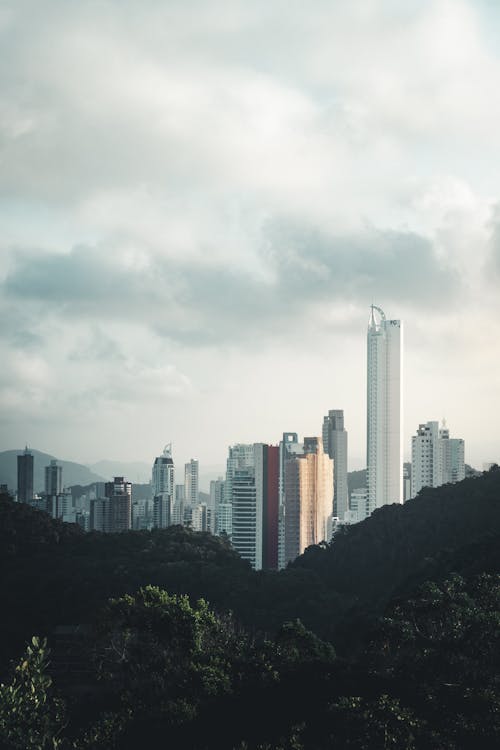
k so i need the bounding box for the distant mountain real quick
[89,460,152,483]
[347,468,367,495]
[0,449,106,494]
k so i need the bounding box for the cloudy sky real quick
[1,0,500,477]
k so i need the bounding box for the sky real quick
[1,0,500,477]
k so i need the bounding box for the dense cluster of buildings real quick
[12,306,469,568]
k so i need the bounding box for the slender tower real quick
[366,305,403,513]
[17,447,34,503]
[152,444,175,528]
[322,410,348,520]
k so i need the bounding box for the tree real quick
[368,574,500,748]
[87,586,246,746]
[0,636,67,750]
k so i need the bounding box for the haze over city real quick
[1,0,500,471]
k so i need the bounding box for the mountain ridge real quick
[0,449,106,493]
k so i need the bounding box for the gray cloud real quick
[3,219,460,349]
[262,220,459,305]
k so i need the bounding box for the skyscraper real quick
[219,443,256,537]
[152,445,175,528]
[411,420,465,498]
[440,424,465,485]
[17,447,34,503]
[105,476,132,533]
[226,443,280,570]
[184,459,199,507]
[278,433,303,569]
[411,421,441,497]
[366,305,403,513]
[43,459,70,519]
[45,459,63,497]
[172,484,185,525]
[232,468,257,565]
[283,437,333,564]
[322,409,348,520]
[260,444,280,570]
[210,477,225,535]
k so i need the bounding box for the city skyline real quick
[1,1,500,470]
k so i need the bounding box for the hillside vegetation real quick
[0,468,499,748]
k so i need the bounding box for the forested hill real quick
[0,467,499,673]
[294,467,500,606]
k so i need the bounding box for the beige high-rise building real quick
[284,437,333,564]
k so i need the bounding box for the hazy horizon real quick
[1,1,500,472]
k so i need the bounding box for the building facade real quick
[17,447,34,503]
[219,443,256,538]
[47,490,73,520]
[172,485,185,525]
[283,437,333,564]
[322,409,347,520]
[348,487,369,524]
[440,427,465,485]
[278,433,303,569]
[411,421,465,497]
[105,476,132,533]
[152,445,175,528]
[210,477,225,535]
[45,459,63,496]
[227,443,280,570]
[184,459,199,508]
[231,469,257,566]
[367,305,403,514]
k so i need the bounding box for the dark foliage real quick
[0,467,499,748]
[1,468,500,669]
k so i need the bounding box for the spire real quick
[368,304,386,330]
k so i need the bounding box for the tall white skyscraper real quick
[367,305,403,513]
